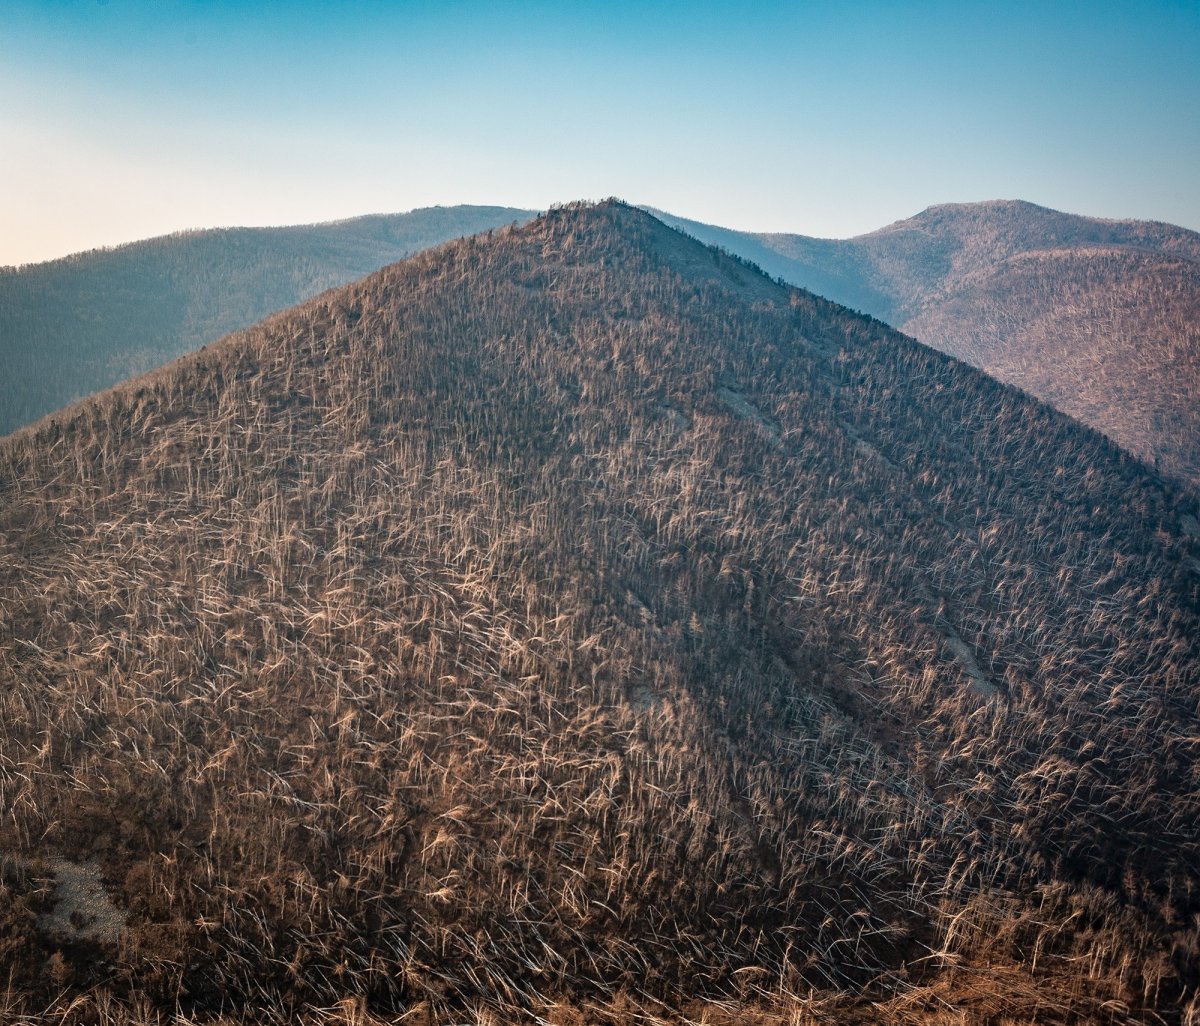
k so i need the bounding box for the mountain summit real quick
[1,202,1197,1025]
[6,200,1197,492]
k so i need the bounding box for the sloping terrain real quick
[654,201,1200,488]
[0,205,533,435]
[0,202,1198,1025]
[8,199,1197,490]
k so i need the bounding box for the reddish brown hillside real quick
[655,200,1200,488]
[903,245,1200,483]
[0,202,1197,1025]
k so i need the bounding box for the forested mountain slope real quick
[0,205,533,434]
[1,202,1198,1025]
[7,199,1196,492]
[654,201,1200,488]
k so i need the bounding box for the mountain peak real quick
[870,198,1077,239]
[1,198,1197,1024]
[872,197,1200,247]
[916,197,1050,218]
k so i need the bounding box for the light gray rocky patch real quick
[942,631,997,698]
[716,387,781,444]
[37,858,126,945]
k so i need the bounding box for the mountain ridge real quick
[4,198,1197,489]
[0,204,537,434]
[653,201,1200,487]
[0,204,538,272]
[1,200,1197,1025]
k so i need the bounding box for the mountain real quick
[7,200,1197,494]
[0,205,534,435]
[653,201,1200,488]
[1,201,1197,1025]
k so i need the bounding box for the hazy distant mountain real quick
[653,201,1200,488]
[0,205,533,434]
[2,202,1196,1024]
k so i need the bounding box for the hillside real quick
[7,199,1197,492]
[0,205,533,434]
[653,201,1200,488]
[1,202,1198,1025]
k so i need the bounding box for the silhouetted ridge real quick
[0,202,1197,1025]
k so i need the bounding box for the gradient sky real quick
[2,0,1198,265]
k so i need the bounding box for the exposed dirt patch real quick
[840,419,899,472]
[36,858,126,945]
[913,581,997,698]
[658,403,690,436]
[942,631,997,698]
[627,682,660,711]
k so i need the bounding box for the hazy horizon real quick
[9,194,1191,272]
[2,0,1198,266]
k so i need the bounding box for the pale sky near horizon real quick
[2,0,1198,266]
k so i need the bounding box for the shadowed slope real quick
[0,202,1197,1025]
[653,201,1200,488]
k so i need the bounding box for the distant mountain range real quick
[655,200,1200,487]
[2,199,1197,487]
[2,201,1196,1024]
[0,205,535,434]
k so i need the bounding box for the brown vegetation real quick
[656,200,1200,488]
[0,205,534,435]
[0,202,1197,1024]
[902,244,1200,485]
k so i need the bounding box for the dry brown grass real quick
[0,202,1196,1024]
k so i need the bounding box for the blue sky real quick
[2,0,1197,264]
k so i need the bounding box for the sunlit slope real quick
[0,202,1197,1025]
